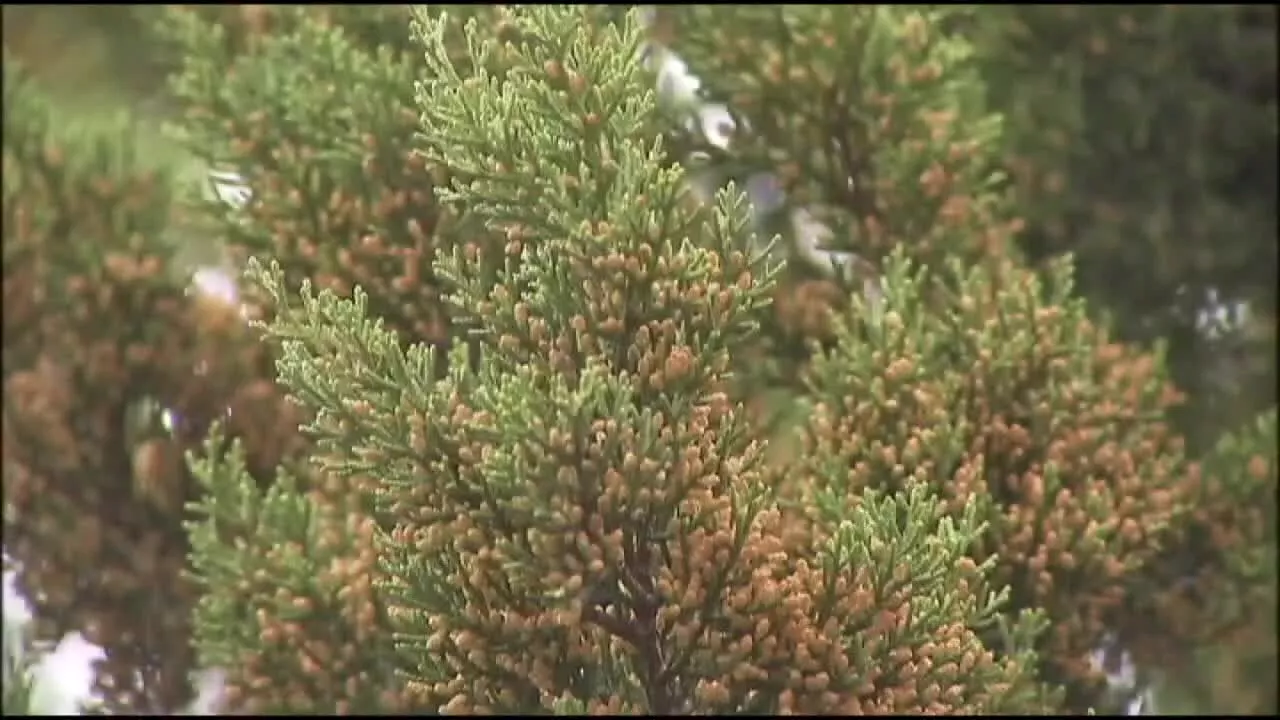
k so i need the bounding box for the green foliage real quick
[4,3,1274,716]
[2,6,171,113]
[2,611,39,716]
[185,428,405,713]
[161,5,417,58]
[657,9,1277,709]
[182,5,1057,713]
[1193,411,1278,628]
[796,248,1193,713]
[161,6,449,348]
[159,4,514,369]
[983,5,1276,322]
[658,5,1024,402]
[974,5,1278,450]
[2,56,177,371]
[1128,409,1278,714]
[969,8,1278,711]
[657,10,1226,708]
[664,5,1016,273]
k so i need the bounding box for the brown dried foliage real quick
[2,99,300,711]
[772,278,843,345]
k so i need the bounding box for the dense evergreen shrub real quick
[2,4,1273,714]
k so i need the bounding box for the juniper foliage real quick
[182,5,1054,713]
[658,5,1276,713]
[656,5,1022,401]
[795,248,1191,713]
[2,3,1275,715]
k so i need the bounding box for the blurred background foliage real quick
[3,3,1275,715]
[2,6,181,165]
[970,4,1277,455]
